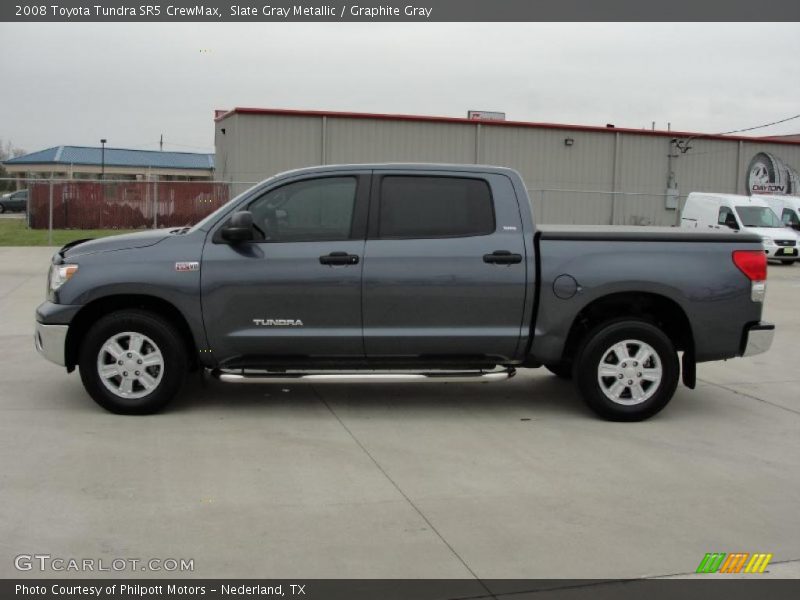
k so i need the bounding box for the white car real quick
[754,194,800,234]
[681,192,798,264]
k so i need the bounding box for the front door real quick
[201,173,369,366]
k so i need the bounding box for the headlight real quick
[48,264,79,292]
[761,237,773,245]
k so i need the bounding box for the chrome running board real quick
[213,367,515,384]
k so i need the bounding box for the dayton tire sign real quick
[747,152,800,195]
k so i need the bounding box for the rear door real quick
[201,172,370,365]
[362,170,527,362]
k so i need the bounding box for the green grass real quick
[0,218,139,246]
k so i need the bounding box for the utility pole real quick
[100,138,107,179]
[159,134,163,152]
[666,138,680,221]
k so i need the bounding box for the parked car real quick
[754,194,800,233]
[35,164,773,421]
[681,192,798,265]
[0,189,29,213]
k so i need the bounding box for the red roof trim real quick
[214,107,800,146]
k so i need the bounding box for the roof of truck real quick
[273,162,519,174]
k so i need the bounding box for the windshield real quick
[734,206,782,228]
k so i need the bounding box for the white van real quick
[681,192,798,264]
[753,194,800,234]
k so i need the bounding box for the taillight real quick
[732,250,767,302]
[733,250,767,281]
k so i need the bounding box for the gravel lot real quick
[1,247,798,580]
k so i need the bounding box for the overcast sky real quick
[1,22,799,155]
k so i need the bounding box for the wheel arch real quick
[65,294,199,372]
[561,291,695,379]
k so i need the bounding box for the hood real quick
[61,229,173,258]
[743,226,797,242]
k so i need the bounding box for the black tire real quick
[780,260,794,266]
[78,309,187,414]
[574,319,679,421]
[746,152,779,193]
[544,362,573,380]
[0,204,6,214]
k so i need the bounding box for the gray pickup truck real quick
[35,164,774,420]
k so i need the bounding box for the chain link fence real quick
[2,178,689,245]
[28,180,233,230]
[529,188,685,227]
[1,178,260,244]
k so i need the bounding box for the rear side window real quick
[378,176,495,238]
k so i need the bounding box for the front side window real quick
[248,177,357,242]
[718,206,738,228]
[735,206,782,228]
[378,176,495,239]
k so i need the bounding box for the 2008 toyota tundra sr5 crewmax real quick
[35,164,775,420]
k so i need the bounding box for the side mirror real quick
[221,211,254,243]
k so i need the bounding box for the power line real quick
[714,113,800,136]
[674,112,800,154]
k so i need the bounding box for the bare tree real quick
[0,139,26,192]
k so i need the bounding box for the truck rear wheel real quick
[78,309,187,414]
[574,319,679,421]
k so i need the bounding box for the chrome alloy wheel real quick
[596,339,662,406]
[96,331,164,399]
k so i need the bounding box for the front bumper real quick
[34,322,68,366]
[742,322,775,357]
[765,245,798,260]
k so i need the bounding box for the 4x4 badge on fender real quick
[175,262,200,272]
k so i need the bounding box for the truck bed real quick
[536,224,759,243]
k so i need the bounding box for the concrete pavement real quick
[1,247,798,580]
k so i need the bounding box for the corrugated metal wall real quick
[326,118,477,164]
[739,141,800,192]
[482,127,616,224]
[216,112,800,225]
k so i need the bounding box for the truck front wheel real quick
[574,320,679,421]
[78,309,187,414]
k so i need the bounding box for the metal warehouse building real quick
[214,108,800,226]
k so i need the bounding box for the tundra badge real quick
[253,319,304,327]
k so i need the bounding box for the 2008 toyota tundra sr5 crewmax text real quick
[34,164,775,420]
